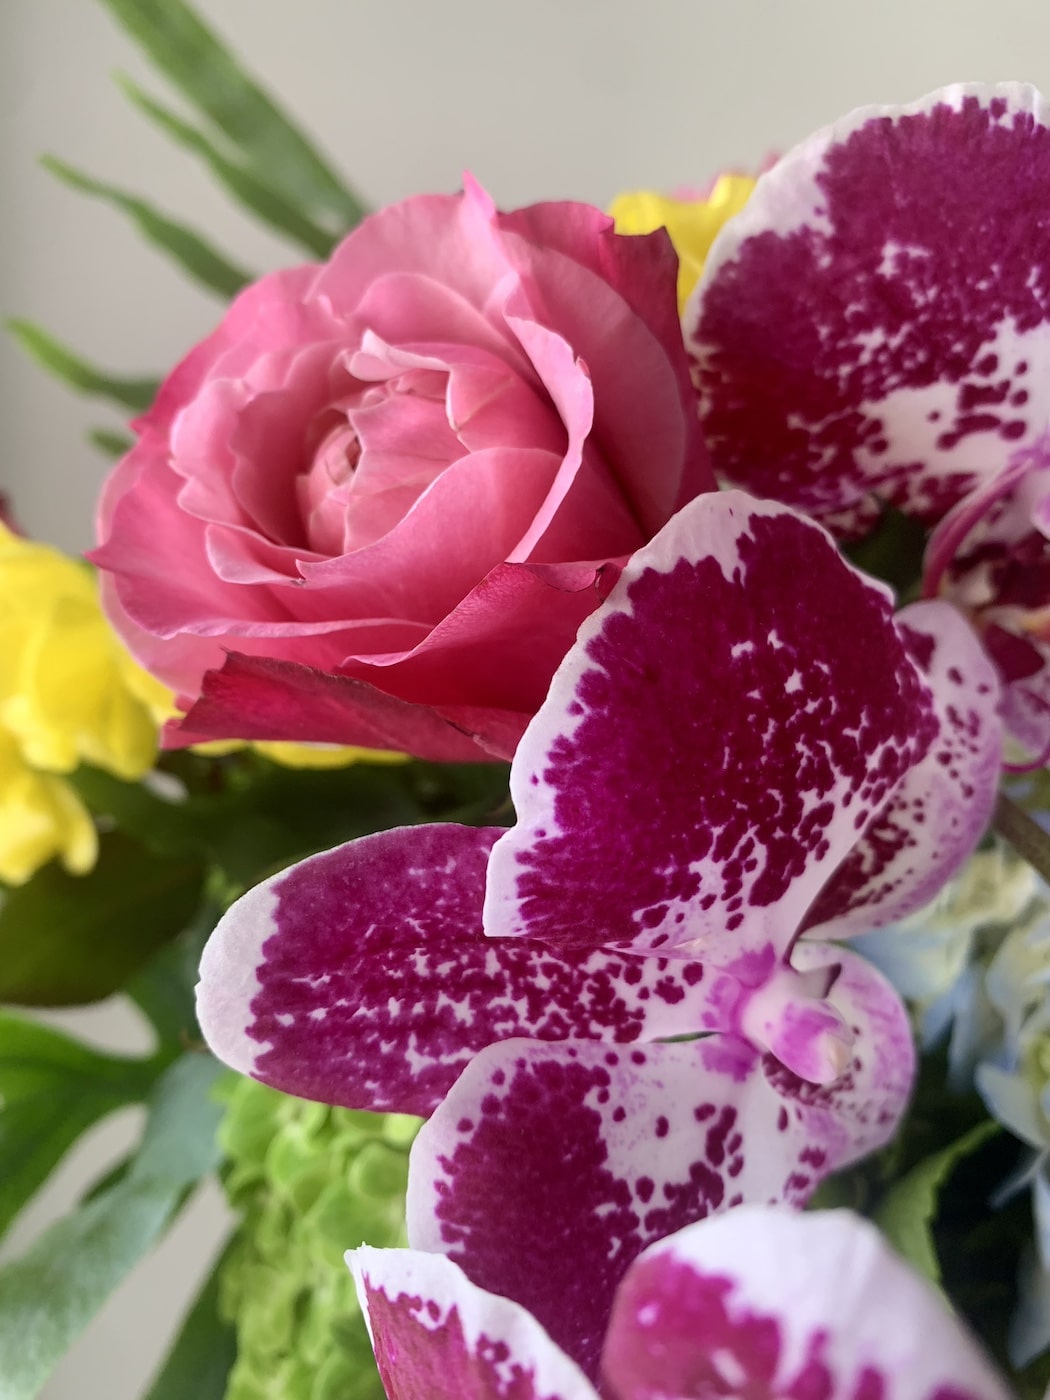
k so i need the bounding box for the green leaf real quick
[116,74,336,258]
[41,155,254,299]
[142,1240,237,1400]
[842,500,928,601]
[0,1054,225,1400]
[0,1014,157,1239]
[5,319,157,413]
[874,1120,999,1282]
[95,0,365,230]
[0,830,205,1006]
[88,427,134,458]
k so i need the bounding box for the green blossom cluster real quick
[218,1075,419,1400]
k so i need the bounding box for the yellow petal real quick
[0,526,163,784]
[0,732,97,884]
[252,741,409,770]
[609,174,756,313]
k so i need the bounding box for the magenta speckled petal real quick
[602,1206,1011,1400]
[485,492,937,964]
[690,84,1050,531]
[804,599,1002,938]
[349,1247,597,1400]
[406,979,911,1384]
[195,824,728,1117]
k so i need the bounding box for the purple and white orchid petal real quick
[195,823,724,1116]
[925,444,1050,760]
[804,600,1001,939]
[485,492,938,983]
[601,1206,1011,1400]
[407,966,912,1384]
[690,83,1050,532]
[349,1245,597,1400]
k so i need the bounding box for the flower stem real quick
[992,792,1050,886]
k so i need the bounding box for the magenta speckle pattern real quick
[489,498,936,962]
[409,979,911,1383]
[354,1251,592,1399]
[241,824,723,1115]
[604,1253,990,1400]
[803,601,1001,936]
[692,86,1050,531]
[364,1291,557,1400]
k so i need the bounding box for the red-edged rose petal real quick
[602,1207,1011,1400]
[195,824,728,1117]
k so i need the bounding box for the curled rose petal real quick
[95,177,710,759]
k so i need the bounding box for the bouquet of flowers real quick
[3,4,1050,1397]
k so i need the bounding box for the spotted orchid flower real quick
[688,82,1050,761]
[198,490,1001,1378]
[349,1205,1012,1400]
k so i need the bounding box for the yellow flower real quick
[0,524,163,883]
[609,174,756,314]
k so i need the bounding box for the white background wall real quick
[3,1,1050,1393]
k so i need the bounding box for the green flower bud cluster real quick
[218,1075,419,1400]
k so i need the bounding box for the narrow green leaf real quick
[0,1014,157,1239]
[0,1054,225,1400]
[116,74,336,258]
[95,0,365,229]
[5,319,157,413]
[0,830,205,1006]
[142,1239,237,1400]
[88,427,134,458]
[874,1120,999,1282]
[42,155,254,299]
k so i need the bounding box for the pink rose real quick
[93,176,710,761]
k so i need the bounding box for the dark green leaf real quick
[41,156,254,299]
[842,500,928,601]
[0,830,205,1006]
[126,895,227,1049]
[142,1239,237,1400]
[88,427,134,458]
[116,74,336,258]
[5,319,157,413]
[0,1014,157,1239]
[0,1053,225,1400]
[95,0,365,229]
[874,1120,998,1282]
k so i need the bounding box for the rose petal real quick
[690,83,1050,531]
[176,654,490,760]
[350,1246,598,1400]
[195,824,728,1116]
[804,599,1001,938]
[499,196,712,526]
[485,492,937,967]
[602,1206,1011,1400]
[297,445,563,619]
